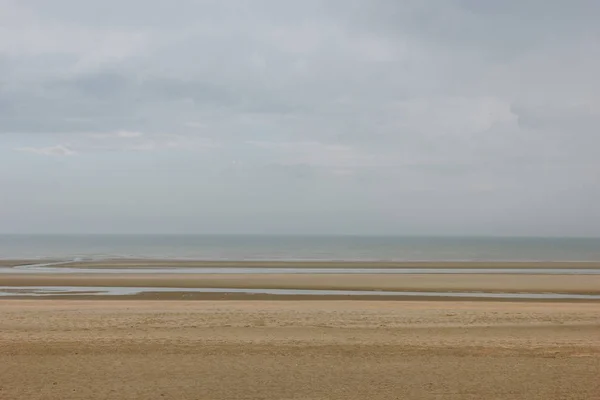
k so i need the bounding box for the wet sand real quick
[1,300,599,399]
[49,259,600,269]
[3,291,598,302]
[0,259,54,267]
[3,273,600,295]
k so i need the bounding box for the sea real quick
[1,234,600,261]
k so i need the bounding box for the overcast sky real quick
[1,0,599,236]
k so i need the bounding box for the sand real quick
[50,259,600,269]
[3,273,600,295]
[2,260,600,398]
[1,300,599,399]
[0,259,53,267]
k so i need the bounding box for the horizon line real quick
[1,233,600,240]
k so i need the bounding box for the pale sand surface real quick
[1,300,599,399]
[49,259,600,269]
[3,273,600,294]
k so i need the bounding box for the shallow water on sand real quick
[2,286,600,300]
[2,263,600,275]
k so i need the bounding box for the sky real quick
[1,0,599,236]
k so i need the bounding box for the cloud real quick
[248,140,394,169]
[2,0,600,234]
[17,144,76,156]
[2,1,597,162]
[0,0,147,66]
[88,130,144,139]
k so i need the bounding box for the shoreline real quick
[5,259,600,268]
[3,273,600,294]
[3,259,600,302]
[2,292,600,302]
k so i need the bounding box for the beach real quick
[3,259,600,296]
[3,273,600,297]
[4,0,600,395]
[1,259,600,399]
[1,300,599,399]
[26,259,600,269]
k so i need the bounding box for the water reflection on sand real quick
[2,286,600,300]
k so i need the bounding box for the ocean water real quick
[1,234,600,261]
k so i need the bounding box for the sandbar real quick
[2,273,600,295]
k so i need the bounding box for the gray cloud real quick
[17,144,76,156]
[1,0,599,234]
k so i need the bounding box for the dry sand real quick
[1,300,599,399]
[3,273,600,295]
